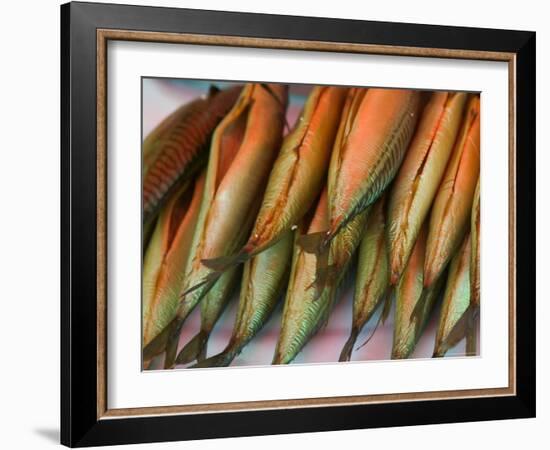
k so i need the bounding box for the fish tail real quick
[356,292,391,351]
[409,290,428,325]
[434,304,479,358]
[200,250,250,272]
[142,316,185,369]
[190,345,241,368]
[339,328,360,362]
[297,230,330,254]
[309,263,338,301]
[175,330,210,366]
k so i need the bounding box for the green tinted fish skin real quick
[387,92,468,285]
[392,225,444,359]
[339,196,389,362]
[433,234,472,357]
[470,179,480,310]
[273,190,368,365]
[193,231,294,368]
[143,85,242,224]
[143,83,288,368]
[142,174,205,348]
[175,266,240,365]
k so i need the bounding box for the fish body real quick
[201,86,348,273]
[193,231,294,368]
[392,224,443,359]
[143,83,288,368]
[273,189,368,364]
[433,234,472,357]
[326,88,420,243]
[339,196,389,362]
[175,266,240,365]
[142,173,205,348]
[143,85,242,224]
[424,96,480,287]
[387,92,468,284]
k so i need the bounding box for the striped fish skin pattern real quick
[387,92,468,285]
[273,190,369,365]
[327,88,420,243]
[340,196,389,362]
[142,85,242,225]
[424,95,480,288]
[433,233,472,357]
[192,230,294,368]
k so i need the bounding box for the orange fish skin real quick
[387,92,468,285]
[424,95,480,288]
[142,85,242,225]
[327,88,421,242]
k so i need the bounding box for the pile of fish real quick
[142,83,481,369]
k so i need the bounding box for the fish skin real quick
[433,233,472,357]
[143,85,242,225]
[424,95,480,288]
[391,224,444,359]
[339,196,389,362]
[201,86,348,272]
[470,178,480,310]
[142,172,205,347]
[143,83,288,368]
[175,265,240,365]
[387,92,468,285]
[326,88,421,243]
[273,189,369,365]
[192,230,294,368]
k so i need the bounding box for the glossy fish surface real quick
[201,86,347,273]
[387,92,468,284]
[423,95,480,287]
[339,196,389,362]
[433,233,472,357]
[273,189,368,364]
[193,231,294,368]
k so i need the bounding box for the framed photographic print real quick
[61,1,536,447]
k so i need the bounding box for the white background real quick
[0,0,545,449]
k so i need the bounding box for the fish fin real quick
[201,250,249,272]
[339,328,359,362]
[190,346,240,368]
[142,316,180,364]
[175,330,209,366]
[180,271,221,298]
[308,264,338,301]
[356,291,391,351]
[435,304,479,358]
[409,290,428,325]
[297,230,329,254]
